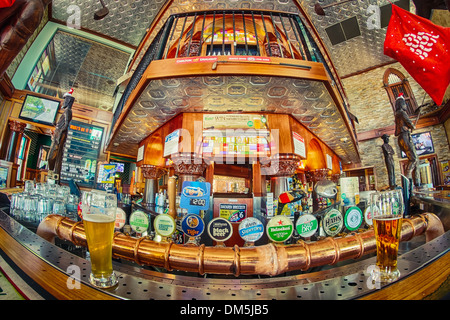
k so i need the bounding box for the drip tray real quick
[1,211,448,300]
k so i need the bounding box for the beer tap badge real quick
[266,215,293,243]
[296,214,318,238]
[207,217,233,242]
[364,206,373,226]
[181,213,205,238]
[114,207,126,230]
[129,210,150,234]
[344,207,363,231]
[154,214,176,237]
[323,209,343,236]
[238,217,264,242]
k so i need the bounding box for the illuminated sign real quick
[180,181,211,214]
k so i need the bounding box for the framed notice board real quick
[60,120,104,188]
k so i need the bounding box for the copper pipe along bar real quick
[37,213,444,276]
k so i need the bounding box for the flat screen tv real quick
[19,94,61,126]
[110,162,124,172]
[401,131,435,158]
[0,166,9,189]
[97,163,117,184]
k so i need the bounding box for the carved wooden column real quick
[141,164,166,205]
[170,152,208,192]
[305,168,330,184]
[260,153,300,177]
[5,120,26,163]
[261,153,301,200]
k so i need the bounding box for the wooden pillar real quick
[252,162,263,197]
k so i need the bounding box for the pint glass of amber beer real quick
[371,190,403,283]
[82,190,118,288]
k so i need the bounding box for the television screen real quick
[110,162,124,172]
[401,131,435,158]
[97,163,117,184]
[19,94,60,126]
[0,166,9,189]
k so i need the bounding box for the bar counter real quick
[412,190,450,235]
[0,209,448,300]
[413,190,450,209]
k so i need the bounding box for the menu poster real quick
[339,177,360,205]
[60,120,104,188]
[292,132,306,158]
[326,154,333,170]
[163,130,180,157]
[202,135,270,158]
[137,145,144,162]
[203,114,268,130]
[219,203,247,223]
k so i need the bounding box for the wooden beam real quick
[357,115,441,142]
[0,74,14,98]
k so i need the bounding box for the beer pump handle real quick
[168,176,177,219]
[289,211,301,244]
[293,211,300,235]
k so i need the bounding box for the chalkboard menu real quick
[60,120,104,188]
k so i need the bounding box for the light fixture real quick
[314,0,355,16]
[94,0,109,20]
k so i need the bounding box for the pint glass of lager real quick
[82,190,118,288]
[371,190,403,283]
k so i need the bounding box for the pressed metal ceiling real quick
[32,30,130,111]
[49,0,417,77]
[110,75,360,164]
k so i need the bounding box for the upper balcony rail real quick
[110,10,345,144]
[157,10,317,61]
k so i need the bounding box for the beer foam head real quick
[83,213,115,223]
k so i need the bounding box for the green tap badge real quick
[344,207,363,231]
[266,215,293,242]
[296,214,318,238]
[154,214,176,237]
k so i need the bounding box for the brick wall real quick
[342,62,450,189]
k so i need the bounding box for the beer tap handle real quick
[168,176,177,220]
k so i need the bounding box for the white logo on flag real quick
[402,32,439,60]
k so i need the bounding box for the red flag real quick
[0,0,15,8]
[384,5,450,105]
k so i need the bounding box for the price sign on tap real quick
[180,181,211,214]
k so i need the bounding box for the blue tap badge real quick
[238,217,264,242]
[180,181,211,214]
[181,213,205,238]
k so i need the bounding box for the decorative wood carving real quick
[260,153,300,176]
[8,120,26,133]
[141,164,166,179]
[170,152,207,176]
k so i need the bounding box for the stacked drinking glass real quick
[10,180,80,223]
